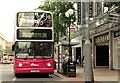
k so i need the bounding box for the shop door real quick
[96,45,109,67]
[76,47,81,64]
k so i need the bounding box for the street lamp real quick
[65,9,74,61]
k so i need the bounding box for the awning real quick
[60,41,80,46]
[72,44,81,48]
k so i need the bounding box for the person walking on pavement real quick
[72,56,76,64]
[62,55,66,75]
[77,56,81,66]
[82,56,85,67]
[64,53,69,75]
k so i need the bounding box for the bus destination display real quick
[17,29,52,40]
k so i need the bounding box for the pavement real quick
[54,66,120,83]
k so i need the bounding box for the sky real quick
[0,0,44,42]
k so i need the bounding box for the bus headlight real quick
[19,63,23,67]
[47,63,51,67]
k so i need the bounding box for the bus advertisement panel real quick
[17,12,52,27]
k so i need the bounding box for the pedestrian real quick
[72,56,76,64]
[63,53,69,75]
[62,55,66,75]
[64,53,69,63]
[77,59,80,66]
[82,56,84,67]
[77,56,81,66]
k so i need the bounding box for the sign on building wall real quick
[97,2,102,16]
[82,2,86,25]
[95,33,109,44]
[77,2,81,25]
[89,2,93,18]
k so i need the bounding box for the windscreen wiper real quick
[33,51,35,58]
[34,55,36,58]
[24,54,29,60]
[42,55,45,59]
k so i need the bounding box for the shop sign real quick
[95,33,109,44]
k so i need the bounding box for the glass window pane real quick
[15,42,53,58]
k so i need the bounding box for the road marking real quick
[12,77,16,81]
[11,77,16,83]
[10,64,14,65]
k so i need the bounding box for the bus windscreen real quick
[15,42,53,58]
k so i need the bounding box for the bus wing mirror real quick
[12,44,15,51]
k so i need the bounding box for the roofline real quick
[15,9,52,14]
[0,32,7,41]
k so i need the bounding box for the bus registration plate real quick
[31,70,39,72]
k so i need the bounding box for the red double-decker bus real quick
[12,10,54,77]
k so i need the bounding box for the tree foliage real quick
[3,50,14,54]
[104,2,120,10]
[37,2,76,42]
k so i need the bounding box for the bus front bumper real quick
[15,68,54,74]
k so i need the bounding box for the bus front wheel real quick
[15,74,20,78]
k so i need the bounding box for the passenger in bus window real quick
[24,45,28,53]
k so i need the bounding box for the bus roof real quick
[15,9,52,14]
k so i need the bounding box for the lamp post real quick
[57,13,62,72]
[65,9,74,60]
[84,1,94,83]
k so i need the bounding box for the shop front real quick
[93,33,110,67]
